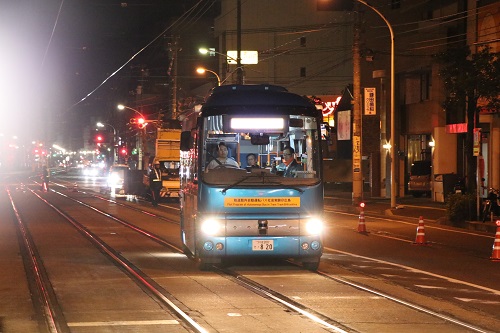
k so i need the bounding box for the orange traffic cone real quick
[358,202,367,233]
[490,220,500,261]
[413,216,428,245]
[73,183,78,192]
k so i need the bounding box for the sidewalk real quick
[324,189,498,234]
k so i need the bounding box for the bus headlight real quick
[305,218,323,235]
[200,219,222,235]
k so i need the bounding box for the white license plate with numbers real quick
[252,240,274,251]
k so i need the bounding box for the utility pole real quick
[352,1,363,205]
[169,36,179,121]
[236,0,243,84]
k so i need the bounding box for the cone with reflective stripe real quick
[490,220,500,261]
[358,202,367,233]
[413,216,428,245]
[73,183,78,192]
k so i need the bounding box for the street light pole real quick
[117,104,147,170]
[96,122,117,164]
[199,48,241,84]
[355,0,396,208]
[117,104,146,118]
[196,67,221,86]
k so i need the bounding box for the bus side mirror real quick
[180,131,192,151]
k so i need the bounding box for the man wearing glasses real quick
[275,147,301,177]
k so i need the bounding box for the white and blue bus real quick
[179,84,324,270]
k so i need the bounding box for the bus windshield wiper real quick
[221,171,304,194]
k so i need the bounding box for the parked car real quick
[408,160,432,197]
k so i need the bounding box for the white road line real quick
[68,320,179,327]
[324,208,494,239]
[325,247,500,296]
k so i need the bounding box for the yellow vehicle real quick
[144,129,181,199]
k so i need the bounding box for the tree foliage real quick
[435,45,500,193]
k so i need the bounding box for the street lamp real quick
[196,67,221,86]
[355,0,396,208]
[97,122,117,164]
[199,47,244,84]
[116,104,147,170]
[199,47,238,63]
[117,104,146,118]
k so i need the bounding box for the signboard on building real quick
[337,110,351,141]
[364,87,376,115]
[473,128,481,156]
[227,51,259,64]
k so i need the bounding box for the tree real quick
[435,45,500,193]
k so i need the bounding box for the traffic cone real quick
[358,202,367,233]
[490,220,500,261]
[73,183,78,192]
[413,216,428,245]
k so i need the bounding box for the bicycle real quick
[482,187,500,222]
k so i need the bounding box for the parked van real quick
[408,161,432,197]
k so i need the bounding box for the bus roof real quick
[201,84,319,117]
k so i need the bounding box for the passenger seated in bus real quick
[274,147,301,177]
[245,153,260,171]
[206,142,239,170]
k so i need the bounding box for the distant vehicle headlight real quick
[200,218,222,235]
[305,218,323,235]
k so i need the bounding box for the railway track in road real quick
[3,180,497,332]
[6,187,201,333]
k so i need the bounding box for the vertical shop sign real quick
[473,128,481,156]
[364,87,376,115]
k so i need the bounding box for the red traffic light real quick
[130,117,146,128]
[96,135,103,142]
[137,117,146,129]
[120,147,127,155]
[359,202,365,208]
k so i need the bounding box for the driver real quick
[206,142,239,170]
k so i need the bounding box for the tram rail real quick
[5,180,497,333]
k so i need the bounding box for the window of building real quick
[300,67,306,77]
[404,71,431,104]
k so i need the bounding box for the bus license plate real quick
[252,240,274,251]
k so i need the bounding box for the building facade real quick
[211,0,499,200]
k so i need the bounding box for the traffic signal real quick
[130,117,146,129]
[120,147,127,155]
[137,117,146,129]
[92,131,107,146]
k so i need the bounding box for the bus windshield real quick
[201,115,321,186]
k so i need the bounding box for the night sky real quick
[0,0,215,148]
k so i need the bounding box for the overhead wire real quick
[40,0,64,71]
[67,0,207,112]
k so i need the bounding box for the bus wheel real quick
[302,259,320,271]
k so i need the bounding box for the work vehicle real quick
[144,129,181,199]
[107,164,130,195]
[179,84,324,270]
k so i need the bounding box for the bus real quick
[179,84,324,270]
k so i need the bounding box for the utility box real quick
[433,174,459,203]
